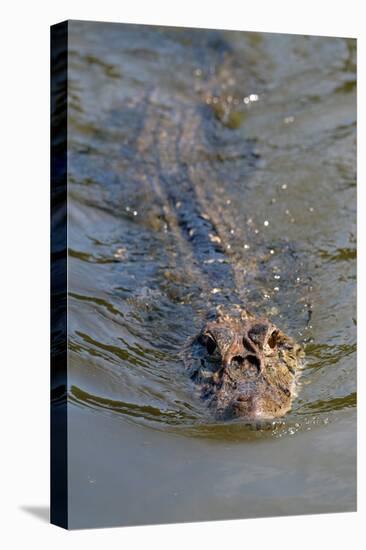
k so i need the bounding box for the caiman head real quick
[184,307,303,420]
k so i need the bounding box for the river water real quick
[66,20,356,528]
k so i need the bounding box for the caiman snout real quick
[222,345,263,376]
[184,306,303,420]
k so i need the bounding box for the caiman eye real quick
[268,329,279,349]
[206,337,216,355]
[199,334,217,355]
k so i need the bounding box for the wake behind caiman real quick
[127,33,304,420]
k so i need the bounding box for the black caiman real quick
[126,31,304,421]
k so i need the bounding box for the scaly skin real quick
[125,36,304,420]
[183,306,303,420]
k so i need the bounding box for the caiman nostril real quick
[231,355,245,366]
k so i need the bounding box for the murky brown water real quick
[65,21,356,528]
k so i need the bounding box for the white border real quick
[1,1,363,548]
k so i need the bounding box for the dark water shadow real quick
[20,505,49,523]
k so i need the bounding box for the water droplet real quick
[209,233,221,244]
[113,247,126,260]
